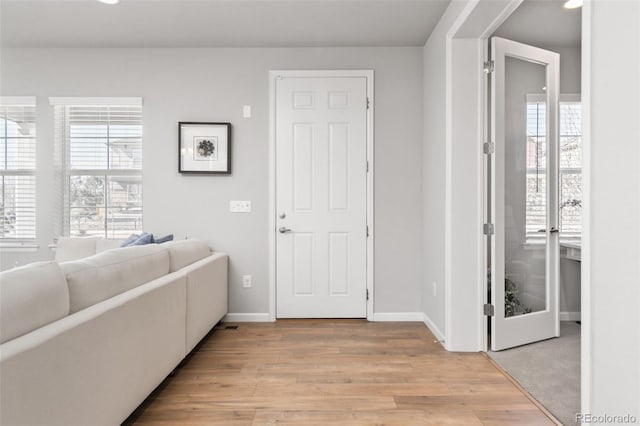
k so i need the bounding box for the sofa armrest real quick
[179,253,228,353]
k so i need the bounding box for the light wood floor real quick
[127,320,554,425]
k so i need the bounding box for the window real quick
[0,98,36,242]
[52,98,143,238]
[525,95,582,243]
[558,100,582,240]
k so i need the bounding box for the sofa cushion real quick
[0,261,69,344]
[61,244,170,314]
[55,237,98,262]
[96,238,124,253]
[164,239,211,272]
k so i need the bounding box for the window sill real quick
[522,239,582,248]
[0,243,40,252]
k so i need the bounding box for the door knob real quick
[279,227,292,234]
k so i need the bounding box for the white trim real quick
[479,0,523,40]
[223,313,271,323]
[560,312,581,322]
[48,97,143,106]
[481,37,491,353]
[580,0,592,417]
[475,37,486,353]
[268,69,375,322]
[372,312,424,322]
[365,71,375,322]
[268,74,277,322]
[0,96,36,106]
[423,312,446,344]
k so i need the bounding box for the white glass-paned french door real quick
[489,37,560,351]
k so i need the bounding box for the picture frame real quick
[178,122,231,174]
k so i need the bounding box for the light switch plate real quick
[242,105,252,118]
[230,200,251,213]
[243,275,252,288]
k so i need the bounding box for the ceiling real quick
[493,0,581,48]
[0,0,451,48]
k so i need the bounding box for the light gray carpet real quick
[488,321,580,426]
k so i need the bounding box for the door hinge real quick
[366,97,371,109]
[366,225,370,238]
[483,60,495,74]
[483,142,495,155]
[484,303,494,316]
[366,161,369,172]
[366,289,370,301]
[483,223,494,235]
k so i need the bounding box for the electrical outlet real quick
[432,281,437,297]
[230,200,251,213]
[243,275,252,288]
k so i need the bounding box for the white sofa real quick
[0,240,228,426]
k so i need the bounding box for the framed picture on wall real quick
[178,122,231,174]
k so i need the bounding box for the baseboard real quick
[560,311,581,321]
[372,312,424,322]
[422,312,446,343]
[223,313,272,322]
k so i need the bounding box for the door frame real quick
[445,0,591,415]
[268,69,375,321]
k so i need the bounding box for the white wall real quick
[422,0,471,341]
[586,0,639,417]
[449,37,484,350]
[0,47,424,316]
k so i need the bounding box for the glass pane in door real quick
[504,56,548,317]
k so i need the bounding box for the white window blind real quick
[53,99,143,238]
[525,95,582,243]
[0,99,36,241]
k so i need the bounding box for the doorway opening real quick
[484,2,582,424]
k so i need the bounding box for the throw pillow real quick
[154,234,174,244]
[130,233,154,246]
[120,233,140,247]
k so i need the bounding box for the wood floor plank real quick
[126,320,554,425]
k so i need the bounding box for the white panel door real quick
[490,37,560,350]
[275,76,367,318]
